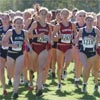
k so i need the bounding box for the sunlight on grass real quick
[0,62,100,100]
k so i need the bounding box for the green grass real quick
[0,63,100,100]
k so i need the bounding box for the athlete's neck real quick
[62,19,69,26]
[39,19,46,27]
[15,28,22,34]
[78,21,85,27]
[86,26,93,32]
[3,24,10,31]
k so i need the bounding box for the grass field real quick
[0,63,100,100]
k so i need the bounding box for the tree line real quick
[0,0,100,13]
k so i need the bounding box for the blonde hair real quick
[61,8,71,20]
[39,7,48,14]
[76,10,86,17]
[23,9,32,18]
[47,11,52,17]
[61,8,70,15]
[2,13,10,19]
[85,15,94,20]
[13,16,23,23]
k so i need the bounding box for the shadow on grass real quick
[18,86,29,94]
[61,82,66,85]
[67,78,74,84]
[93,91,100,97]
[1,86,30,100]
[49,79,57,86]
[25,90,48,100]
[55,90,71,96]
[78,93,96,100]
[44,83,50,87]
[47,73,57,80]
[69,70,74,74]
[74,87,82,94]
[43,88,52,93]
[0,91,13,100]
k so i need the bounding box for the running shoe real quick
[12,92,18,99]
[58,83,62,90]
[74,80,79,88]
[36,89,43,96]
[81,84,87,93]
[94,84,98,91]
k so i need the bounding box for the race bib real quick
[12,41,23,51]
[37,35,48,43]
[61,34,72,43]
[82,37,96,48]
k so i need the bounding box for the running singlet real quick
[0,25,12,49]
[9,29,25,52]
[59,22,73,44]
[35,22,50,43]
[31,22,51,54]
[57,22,73,53]
[81,27,96,51]
[76,23,86,32]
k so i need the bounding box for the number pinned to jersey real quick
[12,41,23,51]
[61,34,73,43]
[37,35,48,43]
[82,37,96,49]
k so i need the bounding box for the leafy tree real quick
[0,0,99,13]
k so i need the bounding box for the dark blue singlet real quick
[0,25,12,58]
[7,29,25,60]
[80,27,96,58]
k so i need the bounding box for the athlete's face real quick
[61,11,69,20]
[23,12,31,20]
[14,19,23,29]
[40,10,47,19]
[2,15,10,25]
[77,13,86,22]
[47,13,52,22]
[86,17,94,26]
[56,13,61,21]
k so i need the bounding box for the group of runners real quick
[0,3,100,99]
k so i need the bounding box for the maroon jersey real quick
[35,22,50,43]
[59,22,73,44]
[31,22,51,54]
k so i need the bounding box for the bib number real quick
[82,37,96,50]
[61,34,72,43]
[37,35,48,43]
[12,41,23,51]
